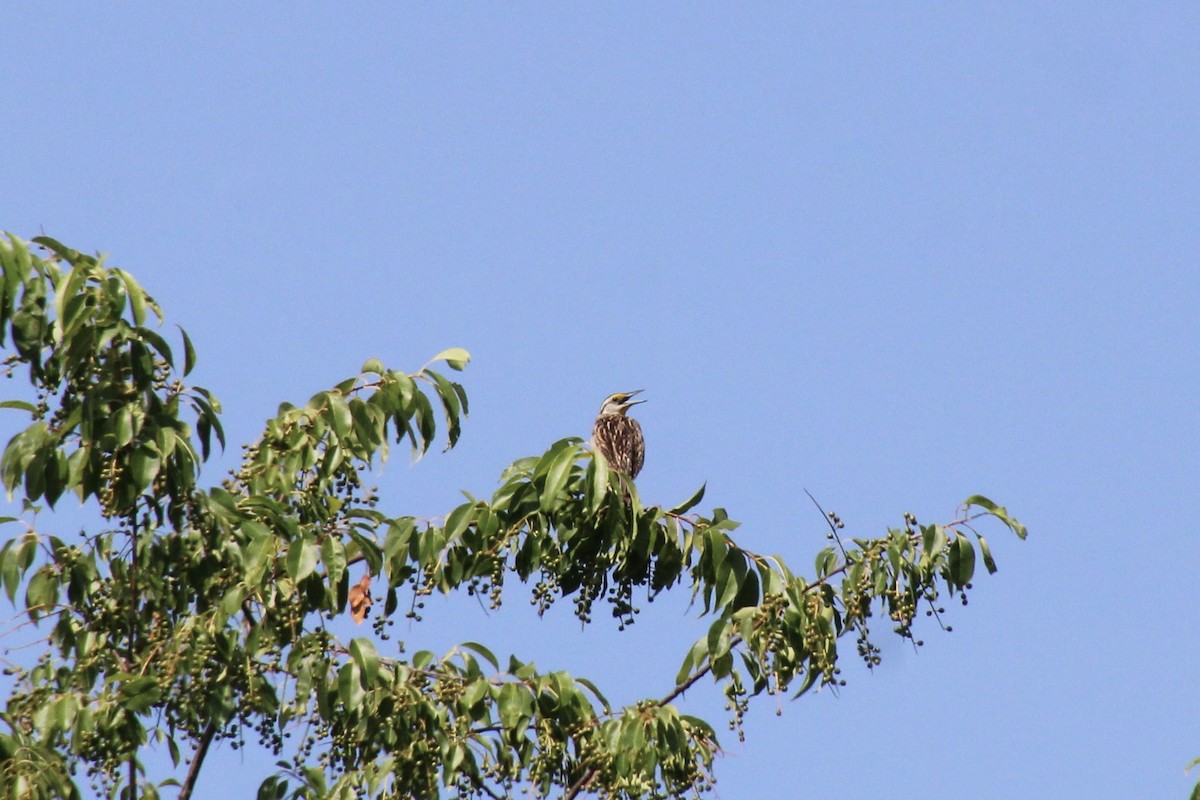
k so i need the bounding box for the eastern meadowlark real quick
[592,390,646,478]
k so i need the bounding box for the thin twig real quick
[476,780,503,800]
[658,651,721,707]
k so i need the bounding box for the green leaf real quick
[137,326,174,368]
[2,535,36,604]
[220,585,248,618]
[920,524,948,569]
[539,442,578,513]
[425,369,465,448]
[706,528,728,573]
[115,268,147,326]
[791,667,820,699]
[241,520,275,585]
[430,347,471,372]
[361,357,385,375]
[732,561,760,610]
[668,482,706,515]
[576,677,611,712]
[585,450,609,514]
[349,638,380,685]
[301,766,328,795]
[444,742,466,778]
[814,546,837,577]
[498,683,530,730]
[951,533,975,586]
[0,551,16,606]
[618,715,646,753]
[411,389,437,455]
[675,637,707,685]
[321,536,347,588]
[42,450,67,508]
[257,776,288,800]
[444,502,475,544]
[451,380,470,417]
[680,714,718,742]
[714,558,737,611]
[164,732,182,767]
[178,325,196,376]
[705,617,732,661]
[325,392,352,438]
[60,292,89,339]
[963,494,1028,539]
[129,444,161,493]
[119,676,162,712]
[977,534,998,574]
[114,406,135,449]
[53,262,89,343]
[461,679,490,710]
[25,566,58,618]
[337,662,364,710]
[0,400,37,414]
[459,641,499,671]
[286,539,319,582]
[191,388,226,458]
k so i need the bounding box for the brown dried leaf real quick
[348,573,372,624]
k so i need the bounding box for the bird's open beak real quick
[623,389,646,407]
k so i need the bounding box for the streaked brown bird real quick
[591,390,646,478]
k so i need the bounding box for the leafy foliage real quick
[0,234,1028,799]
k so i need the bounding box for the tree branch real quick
[564,769,597,800]
[177,723,217,800]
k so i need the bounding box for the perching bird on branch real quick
[592,390,646,479]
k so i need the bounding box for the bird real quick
[591,390,646,479]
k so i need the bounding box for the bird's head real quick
[598,389,645,416]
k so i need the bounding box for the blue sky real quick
[3,4,1198,798]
